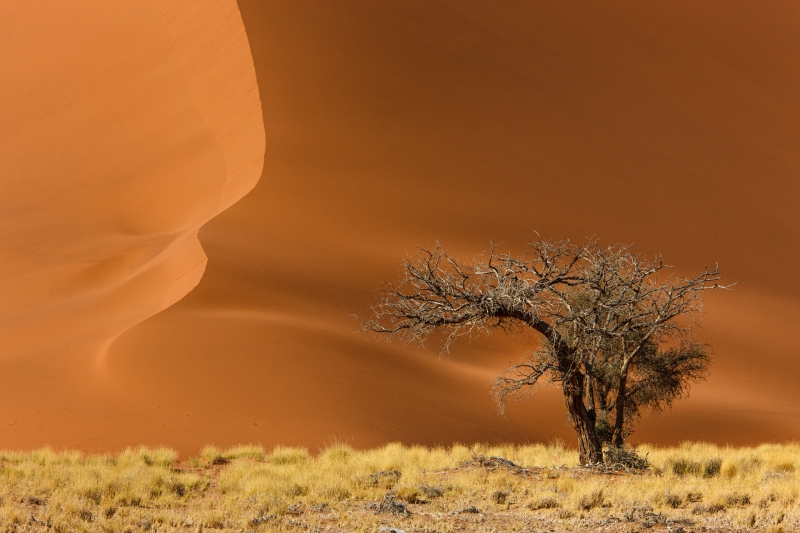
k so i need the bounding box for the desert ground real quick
[0,0,798,485]
[0,443,798,532]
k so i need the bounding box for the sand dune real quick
[1,0,799,455]
[0,0,263,449]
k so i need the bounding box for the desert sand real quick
[0,1,798,455]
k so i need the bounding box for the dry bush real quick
[664,492,683,508]
[527,496,561,510]
[603,446,649,470]
[491,490,509,505]
[418,484,446,499]
[577,489,605,510]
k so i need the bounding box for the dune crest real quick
[0,0,264,366]
[153,0,266,212]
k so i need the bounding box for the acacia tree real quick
[361,238,729,464]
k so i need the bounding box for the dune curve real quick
[0,0,263,448]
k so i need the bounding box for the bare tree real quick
[361,238,731,464]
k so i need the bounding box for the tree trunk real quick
[611,373,627,447]
[564,374,604,464]
[585,373,597,427]
[532,321,603,464]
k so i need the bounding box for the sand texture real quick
[1,1,798,454]
[0,0,263,449]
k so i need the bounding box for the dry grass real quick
[0,442,797,531]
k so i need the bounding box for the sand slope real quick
[2,1,799,454]
[0,1,263,449]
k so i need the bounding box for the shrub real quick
[670,458,700,476]
[604,447,649,470]
[578,489,604,510]
[725,493,751,506]
[707,502,726,513]
[528,497,560,510]
[664,493,682,508]
[703,458,722,478]
[492,490,509,505]
[418,484,446,499]
[669,457,720,477]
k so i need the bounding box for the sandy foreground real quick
[1,1,799,455]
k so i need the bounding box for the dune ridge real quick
[0,0,263,448]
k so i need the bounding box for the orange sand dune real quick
[2,0,799,455]
[0,0,263,449]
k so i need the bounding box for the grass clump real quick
[269,445,310,465]
[667,455,722,478]
[528,496,561,510]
